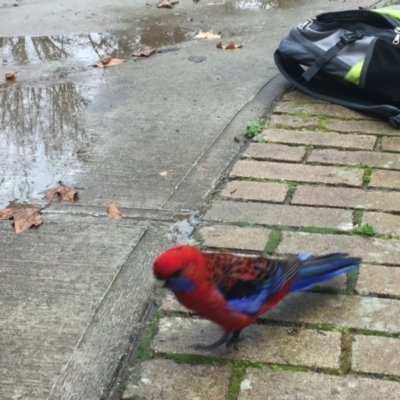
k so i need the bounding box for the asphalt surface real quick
[0,0,378,398]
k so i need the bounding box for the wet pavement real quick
[0,0,378,399]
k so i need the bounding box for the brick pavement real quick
[121,91,400,399]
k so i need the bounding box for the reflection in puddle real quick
[235,0,307,10]
[0,83,92,206]
[0,29,191,66]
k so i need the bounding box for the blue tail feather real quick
[289,253,361,293]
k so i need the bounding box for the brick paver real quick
[352,335,400,376]
[123,91,400,400]
[244,143,305,162]
[199,225,270,251]
[382,137,400,152]
[260,129,376,150]
[204,201,353,230]
[292,185,400,212]
[220,181,288,202]
[370,169,400,189]
[231,160,363,186]
[122,359,230,400]
[308,148,400,170]
[238,369,400,400]
[356,265,400,296]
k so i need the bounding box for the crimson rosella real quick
[153,245,361,350]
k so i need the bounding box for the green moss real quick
[227,364,245,400]
[340,333,353,374]
[269,364,308,372]
[264,230,281,255]
[354,223,376,237]
[353,209,363,226]
[285,183,297,202]
[301,226,344,235]
[346,268,359,291]
[228,221,253,228]
[244,120,265,138]
[305,144,314,151]
[363,166,373,184]
[161,353,227,366]
[136,309,164,362]
[288,111,312,118]
[318,116,328,129]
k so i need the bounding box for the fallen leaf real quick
[45,185,77,202]
[216,41,242,49]
[195,31,221,39]
[94,58,125,68]
[107,202,122,219]
[132,46,157,57]
[0,206,42,235]
[100,54,112,65]
[5,71,16,80]
[157,0,178,7]
[159,170,169,176]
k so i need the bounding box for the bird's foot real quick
[192,330,242,351]
[226,330,242,351]
[193,332,230,351]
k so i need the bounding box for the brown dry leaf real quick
[157,0,174,7]
[132,46,157,57]
[0,206,42,235]
[159,170,169,177]
[195,31,221,39]
[100,54,112,65]
[107,202,122,219]
[216,41,242,49]
[5,71,16,80]
[94,58,125,68]
[45,185,77,202]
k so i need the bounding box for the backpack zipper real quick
[298,18,315,30]
[394,27,400,44]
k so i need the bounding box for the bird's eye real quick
[170,268,183,278]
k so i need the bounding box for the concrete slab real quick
[0,215,146,400]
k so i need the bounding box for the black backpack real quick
[274,6,400,128]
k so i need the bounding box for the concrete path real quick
[0,0,385,399]
[123,89,400,399]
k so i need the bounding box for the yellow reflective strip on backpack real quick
[344,61,363,84]
[374,9,400,21]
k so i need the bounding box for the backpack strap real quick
[302,31,364,81]
[274,49,400,128]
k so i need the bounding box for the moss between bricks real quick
[264,230,281,255]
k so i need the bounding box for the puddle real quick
[169,214,200,244]
[0,82,93,206]
[0,28,191,66]
[235,0,308,10]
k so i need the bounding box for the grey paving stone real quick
[352,335,400,376]
[220,181,288,202]
[151,317,341,369]
[260,129,376,150]
[292,185,400,212]
[275,101,370,120]
[269,114,320,129]
[238,369,400,400]
[356,265,400,296]
[122,359,230,400]
[204,201,353,230]
[370,169,400,189]
[308,149,400,170]
[363,211,400,235]
[326,119,396,135]
[382,137,400,152]
[244,143,305,162]
[230,160,363,186]
[261,291,400,334]
[276,231,400,265]
[199,225,271,251]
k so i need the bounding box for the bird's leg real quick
[226,329,242,350]
[193,332,231,351]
